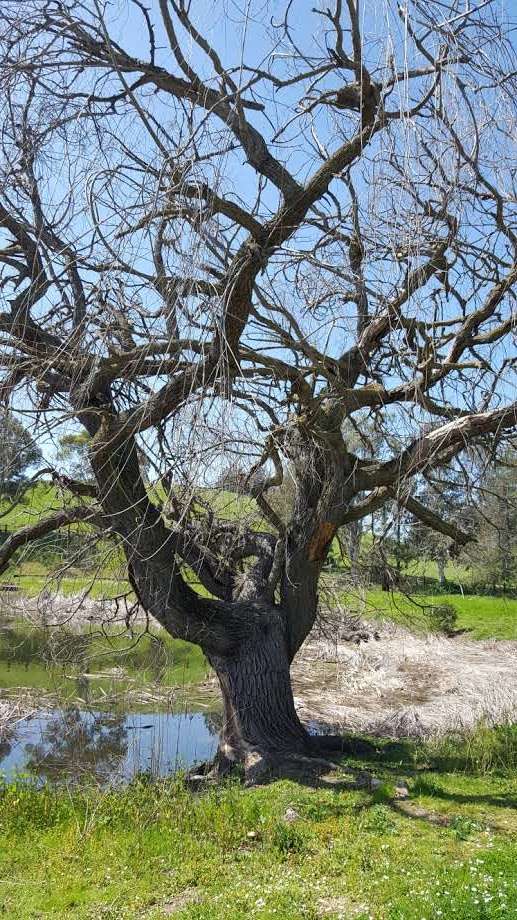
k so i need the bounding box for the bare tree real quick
[0,0,515,778]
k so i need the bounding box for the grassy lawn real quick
[330,580,517,640]
[0,727,516,919]
[0,483,63,527]
[0,572,129,598]
[359,590,517,641]
[2,568,516,641]
[0,484,261,530]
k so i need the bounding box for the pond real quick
[0,706,220,785]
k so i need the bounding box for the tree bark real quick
[207,610,311,777]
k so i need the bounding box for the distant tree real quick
[56,432,92,482]
[214,462,249,495]
[408,478,473,586]
[0,412,42,494]
[475,453,517,588]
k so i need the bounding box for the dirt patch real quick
[293,625,517,739]
[159,889,202,915]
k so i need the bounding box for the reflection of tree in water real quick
[25,707,127,783]
[203,710,223,738]
[0,726,15,762]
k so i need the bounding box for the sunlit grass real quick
[0,727,516,919]
[360,589,517,640]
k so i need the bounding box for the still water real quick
[0,707,220,785]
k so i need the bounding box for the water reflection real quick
[25,707,127,783]
[0,726,14,761]
[0,706,219,785]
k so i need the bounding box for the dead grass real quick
[0,688,58,736]
[293,624,517,739]
[0,591,135,629]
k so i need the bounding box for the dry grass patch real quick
[294,625,517,739]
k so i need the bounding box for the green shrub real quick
[425,602,458,635]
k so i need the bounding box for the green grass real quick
[0,482,64,528]
[341,589,517,640]
[0,660,60,692]
[0,484,261,531]
[320,569,517,638]
[0,572,129,598]
[1,486,515,645]
[0,728,516,919]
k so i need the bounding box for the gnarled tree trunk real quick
[208,611,310,773]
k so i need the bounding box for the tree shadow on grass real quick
[250,726,517,831]
[411,777,517,810]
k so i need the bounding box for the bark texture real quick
[209,611,310,770]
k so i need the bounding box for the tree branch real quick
[394,492,472,545]
[0,505,103,575]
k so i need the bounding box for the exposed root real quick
[185,744,344,788]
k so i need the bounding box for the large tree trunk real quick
[208,615,310,774]
[199,607,313,784]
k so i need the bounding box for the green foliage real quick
[57,431,93,481]
[473,451,517,588]
[450,815,482,840]
[425,602,458,635]
[360,803,397,835]
[0,411,42,494]
[270,819,307,856]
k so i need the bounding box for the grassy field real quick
[0,727,516,919]
[2,563,516,642]
[1,484,505,588]
[0,483,64,527]
[0,484,259,530]
[354,589,517,641]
